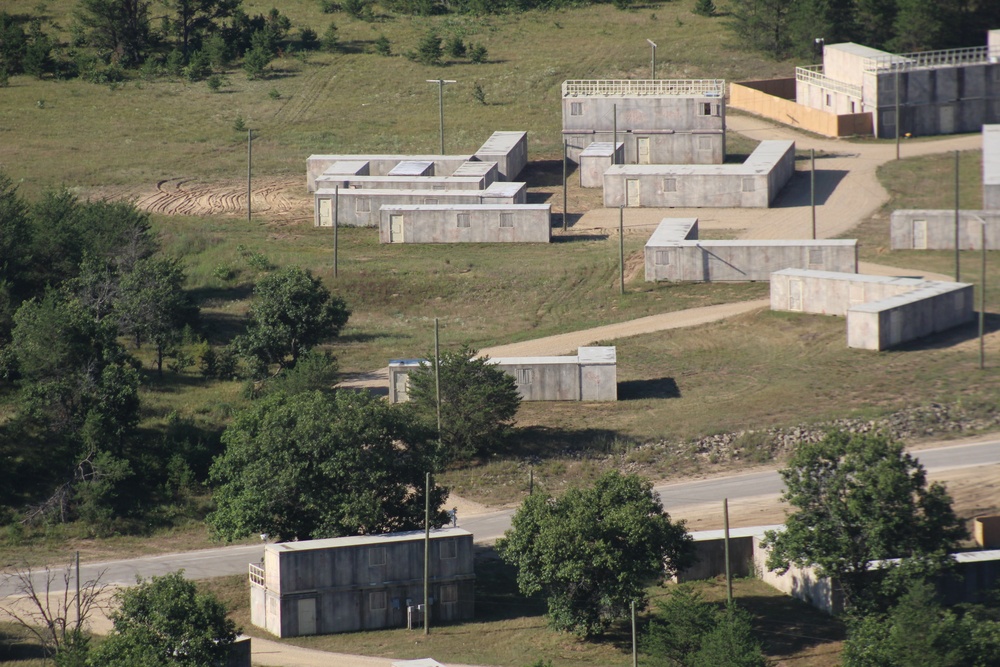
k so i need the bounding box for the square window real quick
[701,102,712,116]
[570,102,582,116]
[515,368,533,385]
[440,584,458,604]
[369,547,386,567]
[825,94,832,106]
[698,136,712,150]
[741,177,755,193]
[850,100,856,113]
[662,178,677,192]
[655,250,671,265]
[423,198,438,205]
[440,539,457,559]
[356,198,370,213]
[456,213,470,228]
[499,213,514,228]
[370,591,387,610]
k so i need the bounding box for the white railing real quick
[249,563,265,587]
[795,65,862,99]
[863,45,994,72]
[563,79,725,97]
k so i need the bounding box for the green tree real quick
[321,21,339,52]
[373,34,391,56]
[468,42,487,64]
[415,30,443,65]
[233,266,350,375]
[644,586,720,663]
[762,431,967,611]
[854,0,898,49]
[0,12,28,74]
[446,34,466,58]
[689,606,768,667]
[693,0,716,17]
[725,0,795,58]
[91,571,238,667]
[497,471,693,637]
[0,171,31,341]
[208,389,446,542]
[404,345,520,461]
[76,0,151,68]
[164,0,241,59]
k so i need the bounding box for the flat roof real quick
[607,141,793,177]
[563,79,725,98]
[985,125,1000,187]
[380,204,550,211]
[476,131,527,154]
[850,281,970,313]
[452,161,498,176]
[581,142,624,157]
[389,359,424,367]
[388,161,435,176]
[309,154,473,161]
[323,160,370,174]
[316,187,493,197]
[266,527,472,553]
[772,268,931,286]
[316,175,486,185]
[826,42,895,59]
[646,218,699,245]
[489,345,616,367]
[483,182,526,196]
[688,524,784,541]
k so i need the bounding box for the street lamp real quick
[646,39,657,79]
[814,37,825,61]
[426,79,457,154]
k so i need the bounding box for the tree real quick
[0,171,30,341]
[415,30,443,65]
[689,606,768,667]
[233,266,350,375]
[91,571,238,667]
[0,12,28,75]
[693,0,716,17]
[164,0,241,59]
[404,345,520,461]
[726,0,796,58]
[208,389,446,542]
[468,43,487,64]
[762,431,967,611]
[446,34,466,58]
[76,0,151,68]
[497,471,693,637]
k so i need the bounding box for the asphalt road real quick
[4,437,997,598]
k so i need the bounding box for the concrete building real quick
[890,210,1000,249]
[645,218,857,282]
[379,204,551,244]
[388,347,618,404]
[316,173,496,192]
[770,269,974,350]
[603,141,795,208]
[315,181,527,227]
[986,125,1000,209]
[562,79,726,165]
[307,155,474,192]
[579,142,625,188]
[474,131,528,181]
[249,528,474,638]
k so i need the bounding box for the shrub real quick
[184,49,211,81]
[446,35,466,58]
[321,22,339,52]
[206,73,223,91]
[414,31,443,65]
[299,27,320,51]
[374,34,391,56]
[693,0,716,16]
[469,43,488,64]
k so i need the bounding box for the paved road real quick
[5,437,996,599]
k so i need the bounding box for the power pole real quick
[810,149,816,239]
[619,205,625,295]
[563,140,569,231]
[724,498,733,605]
[424,472,431,635]
[334,185,339,278]
[434,318,441,438]
[955,150,961,282]
[247,129,253,223]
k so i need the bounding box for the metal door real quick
[393,372,409,403]
[626,179,640,207]
[297,598,317,636]
[319,199,332,227]
[389,214,403,243]
[789,280,803,311]
[637,137,650,164]
[912,220,927,249]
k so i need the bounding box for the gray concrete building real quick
[307,155,474,192]
[249,528,474,638]
[645,218,857,281]
[986,124,1000,209]
[890,210,1000,249]
[379,204,551,244]
[316,173,496,192]
[579,142,625,188]
[796,32,1000,138]
[562,79,726,165]
[604,141,795,208]
[388,347,618,403]
[474,131,528,181]
[770,269,974,350]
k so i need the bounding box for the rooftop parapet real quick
[862,44,999,73]
[562,79,725,98]
[795,65,862,98]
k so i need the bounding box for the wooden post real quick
[631,600,638,667]
[810,149,816,240]
[424,472,430,635]
[247,129,252,223]
[619,205,625,295]
[434,318,441,438]
[724,498,733,605]
[563,140,568,231]
[955,150,961,282]
[894,67,900,160]
[334,185,339,278]
[981,219,987,370]
[613,103,618,164]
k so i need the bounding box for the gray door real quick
[297,598,317,636]
[912,220,927,249]
[389,214,403,243]
[637,137,650,164]
[626,179,641,207]
[393,372,409,403]
[319,199,333,227]
[788,280,803,312]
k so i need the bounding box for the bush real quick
[414,31,443,65]
[184,49,211,82]
[321,22,339,52]
[343,0,374,21]
[469,43,487,64]
[299,27,320,51]
[233,115,247,132]
[374,34,391,56]
[206,73,223,91]
[320,0,338,13]
[472,81,486,104]
[203,34,230,68]
[446,35,466,58]
[693,0,716,16]
[243,44,271,80]
[165,49,184,77]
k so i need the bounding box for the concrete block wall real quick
[603,140,795,208]
[770,269,974,350]
[474,131,528,180]
[378,204,551,244]
[307,155,474,192]
[316,175,490,192]
[890,210,1000,249]
[579,142,624,188]
[986,125,1000,209]
[645,218,857,282]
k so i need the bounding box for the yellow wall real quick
[730,80,872,138]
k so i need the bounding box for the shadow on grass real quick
[618,377,680,400]
[505,426,630,459]
[0,626,48,662]
[189,284,254,305]
[894,313,1000,351]
[473,547,548,622]
[737,592,846,658]
[552,231,610,242]
[141,368,212,393]
[337,330,406,345]
[522,160,574,188]
[199,312,246,345]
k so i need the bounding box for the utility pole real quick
[978,216,987,370]
[810,149,816,239]
[647,39,657,79]
[619,205,625,295]
[631,600,638,667]
[613,103,618,164]
[563,140,569,231]
[75,551,81,628]
[424,472,431,635]
[333,185,339,278]
[247,129,253,223]
[427,79,457,154]
[894,67,901,160]
[724,498,733,605]
[955,150,961,282]
[434,318,441,438]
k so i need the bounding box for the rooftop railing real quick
[795,65,862,99]
[563,79,725,97]
[249,563,265,587]
[863,45,997,72]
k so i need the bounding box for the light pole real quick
[813,37,824,62]
[972,215,988,370]
[426,79,457,154]
[646,39,657,79]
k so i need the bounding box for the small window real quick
[850,101,856,113]
[655,250,671,265]
[369,546,386,567]
[515,368,533,385]
[440,584,458,604]
[433,185,445,190]
[741,177,755,193]
[698,136,712,150]
[423,198,438,205]
[440,539,457,560]
[662,178,677,192]
[356,198,370,212]
[825,94,832,106]
[456,213,470,228]
[570,102,582,115]
[499,213,514,228]
[701,102,712,116]
[370,591,387,610]
[808,248,824,266]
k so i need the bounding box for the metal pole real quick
[563,140,568,231]
[529,467,534,495]
[333,185,339,278]
[724,498,733,605]
[613,103,618,164]
[424,471,430,635]
[247,129,252,223]
[75,551,81,628]
[894,67,900,160]
[631,600,638,667]
[434,318,441,439]
[647,39,657,80]
[437,80,444,154]
[981,219,986,371]
[956,150,961,282]
[619,205,625,295]
[810,149,816,240]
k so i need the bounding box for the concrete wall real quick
[307,155,473,192]
[975,516,1000,548]
[673,527,767,583]
[474,131,528,181]
[645,218,857,282]
[731,80,873,137]
[770,269,974,350]
[986,125,1000,209]
[579,142,624,188]
[316,175,490,191]
[890,209,1000,249]
[603,141,795,208]
[251,529,474,637]
[378,204,551,243]
[565,130,724,166]
[315,182,526,227]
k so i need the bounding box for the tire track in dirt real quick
[101,176,312,219]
